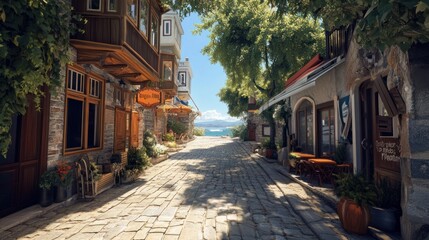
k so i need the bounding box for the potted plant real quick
[262,138,277,159]
[122,147,149,183]
[54,160,73,202]
[334,173,376,235]
[39,170,56,207]
[369,177,401,232]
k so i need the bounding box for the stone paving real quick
[1,137,373,240]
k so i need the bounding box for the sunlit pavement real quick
[1,137,372,240]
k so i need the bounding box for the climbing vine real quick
[0,0,76,157]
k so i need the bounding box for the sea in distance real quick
[204,127,232,137]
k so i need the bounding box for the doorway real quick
[0,94,49,217]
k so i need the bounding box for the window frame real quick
[316,101,335,157]
[107,0,118,12]
[150,9,159,49]
[63,66,105,155]
[296,99,314,154]
[87,0,102,12]
[127,0,138,22]
[138,0,149,36]
[178,71,186,87]
[262,124,271,137]
[163,19,172,36]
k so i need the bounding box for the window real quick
[163,61,173,81]
[87,0,101,11]
[163,19,171,36]
[150,14,159,48]
[127,0,138,21]
[65,68,103,153]
[297,100,313,153]
[178,71,186,87]
[139,0,149,35]
[262,125,270,137]
[108,0,118,12]
[318,104,335,156]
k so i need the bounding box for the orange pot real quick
[337,198,370,235]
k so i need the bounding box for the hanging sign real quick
[136,88,161,108]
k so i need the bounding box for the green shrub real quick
[163,132,175,142]
[231,124,248,140]
[167,119,188,135]
[334,173,376,206]
[39,170,57,190]
[143,130,157,158]
[127,147,150,170]
[193,127,205,136]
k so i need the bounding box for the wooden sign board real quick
[374,137,401,174]
[136,88,161,108]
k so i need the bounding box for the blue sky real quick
[180,14,239,122]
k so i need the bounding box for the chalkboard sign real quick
[374,137,400,173]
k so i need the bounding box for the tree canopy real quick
[165,0,429,50]
[190,0,324,146]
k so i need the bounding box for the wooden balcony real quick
[158,80,178,98]
[70,0,168,83]
[325,25,353,60]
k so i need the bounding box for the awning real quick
[258,56,345,112]
[156,104,192,114]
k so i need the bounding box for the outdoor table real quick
[308,158,337,186]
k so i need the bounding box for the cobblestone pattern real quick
[2,137,373,240]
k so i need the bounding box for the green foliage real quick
[167,0,429,50]
[273,101,292,125]
[193,127,205,136]
[217,87,249,117]
[374,178,401,209]
[143,130,158,158]
[262,138,276,150]
[127,147,150,170]
[89,161,102,181]
[231,124,248,140]
[163,132,175,142]
[167,118,188,135]
[39,170,57,190]
[334,173,376,206]
[0,0,79,157]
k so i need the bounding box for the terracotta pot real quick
[337,198,370,235]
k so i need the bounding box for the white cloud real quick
[196,110,240,122]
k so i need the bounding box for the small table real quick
[308,158,337,186]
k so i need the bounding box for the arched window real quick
[296,100,313,153]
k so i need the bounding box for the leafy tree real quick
[165,0,429,50]
[192,0,324,147]
[0,0,77,157]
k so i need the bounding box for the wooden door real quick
[114,108,127,151]
[0,94,48,217]
[130,112,139,148]
[248,123,256,141]
[359,82,375,180]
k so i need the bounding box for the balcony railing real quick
[73,15,159,74]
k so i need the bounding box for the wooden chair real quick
[75,154,97,199]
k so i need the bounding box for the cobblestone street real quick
[1,137,372,240]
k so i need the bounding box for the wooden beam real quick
[77,58,102,64]
[117,72,141,78]
[102,64,128,69]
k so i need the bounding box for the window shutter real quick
[114,108,126,151]
[130,112,139,148]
